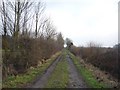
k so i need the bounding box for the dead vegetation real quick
[67,40,119,87]
[78,57,119,88]
[1,0,64,80]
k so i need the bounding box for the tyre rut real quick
[27,54,63,88]
[66,54,88,88]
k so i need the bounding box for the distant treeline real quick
[66,39,119,80]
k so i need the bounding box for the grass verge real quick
[45,51,69,88]
[2,51,61,88]
[68,50,108,88]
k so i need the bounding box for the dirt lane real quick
[26,53,88,88]
[27,55,62,88]
[66,55,88,88]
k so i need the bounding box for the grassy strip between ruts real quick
[2,51,61,88]
[45,51,69,88]
[68,50,108,88]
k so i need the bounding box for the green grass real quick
[45,52,69,88]
[67,50,108,88]
[3,52,61,88]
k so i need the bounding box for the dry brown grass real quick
[77,57,119,88]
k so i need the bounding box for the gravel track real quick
[26,53,88,88]
[66,55,88,88]
[27,55,62,88]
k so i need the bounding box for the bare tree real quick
[42,19,57,40]
[1,1,7,36]
[34,2,45,38]
[1,0,65,80]
[0,0,11,50]
[4,0,33,49]
[1,0,34,78]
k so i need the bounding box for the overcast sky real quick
[44,0,119,47]
[1,0,118,47]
